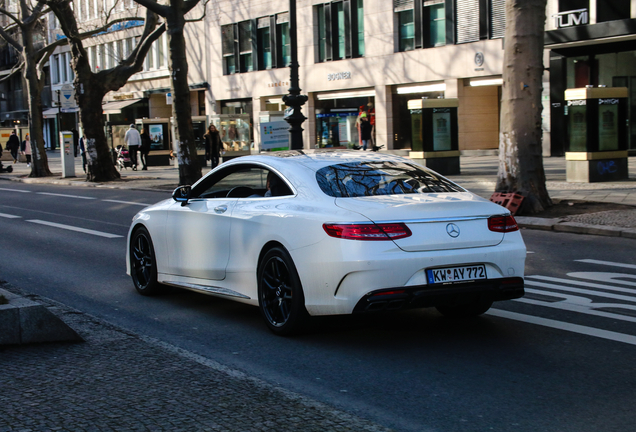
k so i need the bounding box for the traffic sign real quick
[60,84,76,109]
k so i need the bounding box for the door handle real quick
[214,205,227,214]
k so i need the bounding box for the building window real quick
[597,0,630,22]
[315,0,365,63]
[238,20,253,73]
[222,24,237,75]
[424,0,445,47]
[51,55,59,84]
[399,9,415,51]
[277,14,291,67]
[257,18,272,70]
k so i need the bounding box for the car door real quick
[164,164,271,281]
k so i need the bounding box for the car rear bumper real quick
[352,277,524,313]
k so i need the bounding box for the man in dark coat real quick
[6,130,20,163]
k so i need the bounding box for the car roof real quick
[227,150,412,173]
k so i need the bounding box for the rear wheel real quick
[257,247,307,336]
[435,298,493,318]
[130,227,161,296]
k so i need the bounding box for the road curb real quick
[517,217,635,238]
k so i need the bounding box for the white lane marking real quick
[27,220,123,238]
[567,272,636,287]
[525,280,636,302]
[527,251,535,254]
[520,289,636,324]
[0,188,30,193]
[0,213,21,219]
[527,275,636,295]
[575,259,636,270]
[487,308,636,346]
[102,199,151,206]
[36,192,96,200]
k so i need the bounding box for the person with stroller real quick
[140,127,151,170]
[6,130,20,164]
[124,124,141,170]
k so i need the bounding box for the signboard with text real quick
[260,121,289,151]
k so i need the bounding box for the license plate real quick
[426,265,486,285]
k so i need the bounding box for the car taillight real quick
[323,223,412,241]
[488,215,519,233]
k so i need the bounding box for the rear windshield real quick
[316,161,465,198]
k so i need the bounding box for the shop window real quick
[315,0,365,63]
[222,24,237,75]
[597,0,630,22]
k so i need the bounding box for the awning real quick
[102,98,143,114]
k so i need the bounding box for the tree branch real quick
[185,0,209,22]
[0,7,24,30]
[184,0,203,15]
[0,61,25,84]
[23,1,48,26]
[131,0,170,17]
[0,25,23,51]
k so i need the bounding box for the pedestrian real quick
[124,124,141,170]
[20,133,32,167]
[79,134,87,173]
[140,127,151,170]
[71,128,79,157]
[204,124,222,169]
[6,130,20,163]
[359,113,372,151]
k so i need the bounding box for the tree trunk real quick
[166,3,201,186]
[496,0,551,215]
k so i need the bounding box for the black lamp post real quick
[282,0,307,150]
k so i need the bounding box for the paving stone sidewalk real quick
[0,286,391,432]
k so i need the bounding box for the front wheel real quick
[435,298,493,318]
[130,226,161,296]
[257,247,307,336]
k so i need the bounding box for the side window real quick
[191,165,292,198]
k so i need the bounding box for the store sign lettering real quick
[327,72,352,81]
[268,81,290,88]
[553,9,588,28]
[599,98,619,105]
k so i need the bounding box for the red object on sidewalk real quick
[490,192,524,216]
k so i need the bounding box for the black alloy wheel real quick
[130,227,161,295]
[257,247,307,335]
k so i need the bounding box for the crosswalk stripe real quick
[26,220,123,238]
[487,309,636,346]
[527,275,636,295]
[0,212,21,219]
[575,259,636,270]
[525,280,636,303]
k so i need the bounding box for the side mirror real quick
[172,185,191,205]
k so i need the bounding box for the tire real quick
[130,226,161,296]
[257,247,308,336]
[435,298,493,318]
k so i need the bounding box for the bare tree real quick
[45,0,164,182]
[133,0,205,186]
[0,0,56,177]
[496,0,552,214]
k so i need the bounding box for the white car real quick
[127,151,526,335]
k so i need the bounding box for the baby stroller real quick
[0,161,13,173]
[116,145,132,170]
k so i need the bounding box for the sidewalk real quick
[0,283,391,432]
[1,150,636,237]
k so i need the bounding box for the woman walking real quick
[204,124,222,169]
[140,128,151,170]
[20,133,32,166]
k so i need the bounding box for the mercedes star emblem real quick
[446,223,460,238]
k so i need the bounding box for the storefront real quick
[210,99,254,159]
[546,5,636,156]
[313,89,375,148]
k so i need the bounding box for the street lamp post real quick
[283,0,307,150]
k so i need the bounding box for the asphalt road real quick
[1,182,635,432]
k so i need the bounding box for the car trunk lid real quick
[334,193,507,252]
